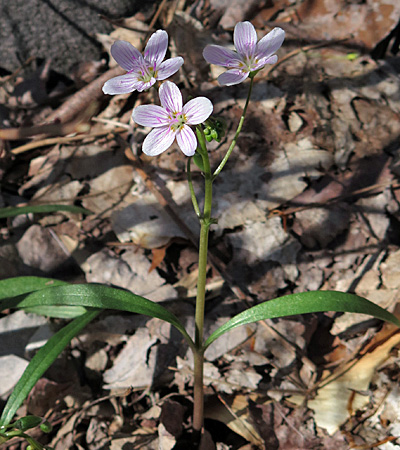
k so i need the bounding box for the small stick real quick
[11,127,126,154]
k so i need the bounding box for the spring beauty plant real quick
[102,30,183,94]
[1,22,400,449]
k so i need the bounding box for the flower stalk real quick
[213,75,255,179]
[192,127,213,432]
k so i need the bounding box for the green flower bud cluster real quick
[203,117,226,142]
[13,415,52,433]
[0,415,53,450]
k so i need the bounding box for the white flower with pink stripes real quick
[203,22,285,86]
[103,30,183,94]
[132,81,213,156]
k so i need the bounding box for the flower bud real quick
[40,421,53,433]
[14,416,42,431]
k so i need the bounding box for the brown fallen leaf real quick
[149,246,167,273]
[205,394,264,447]
[289,322,400,435]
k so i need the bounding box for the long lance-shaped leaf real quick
[0,277,84,318]
[20,305,88,319]
[204,291,400,350]
[0,277,68,300]
[1,284,195,351]
[0,310,100,427]
[0,204,92,219]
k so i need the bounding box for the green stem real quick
[192,127,214,433]
[192,221,209,432]
[187,158,201,218]
[212,76,255,179]
[193,350,205,433]
[2,430,44,449]
[191,73,254,429]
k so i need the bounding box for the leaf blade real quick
[0,277,68,301]
[204,291,400,349]
[20,305,88,318]
[2,284,195,351]
[0,310,100,427]
[0,204,92,219]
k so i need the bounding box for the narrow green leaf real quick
[1,284,195,351]
[0,277,68,301]
[0,204,92,219]
[204,291,400,350]
[0,310,100,427]
[0,277,81,318]
[20,305,88,319]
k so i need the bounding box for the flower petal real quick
[252,55,278,71]
[159,81,183,113]
[102,74,141,95]
[183,97,213,125]
[142,126,176,156]
[132,105,170,127]
[111,40,143,71]
[217,69,249,86]
[255,27,285,60]
[136,78,156,92]
[234,22,257,59]
[203,45,242,68]
[156,57,184,80]
[143,30,168,68]
[176,125,197,156]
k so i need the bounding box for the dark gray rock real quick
[0,0,155,74]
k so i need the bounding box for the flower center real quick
[138,66,156,82]
[237,55,258,72]
[169,112,187,131]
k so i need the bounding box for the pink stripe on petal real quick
[111,41,142,71]
[142,126,176,156]
[176,125,197,156]
[157,57,184,80]
[203,45,242,68]
[255,27,285,60]
[143,30,168,67]
[132,105,170,127]
[159,81,183,113]
[234,22,257,59]
[136,79,156,92]
[183,97,213,125]
[218,69,249,86]
[102,74,141,95]
[253,54,278,71]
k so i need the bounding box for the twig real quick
[0,56,36,85]
[45,66,124,124]
[0,121,90,142]
[269,181,400,218]
[148,0,169,30]
[91,117,131,130]
[264,37,351,78]
[10,127,127,155]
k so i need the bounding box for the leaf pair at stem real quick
[1,277,399,434]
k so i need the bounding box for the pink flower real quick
[102,30,184,94]
[203,22,285,86]
[132,81,213,156]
